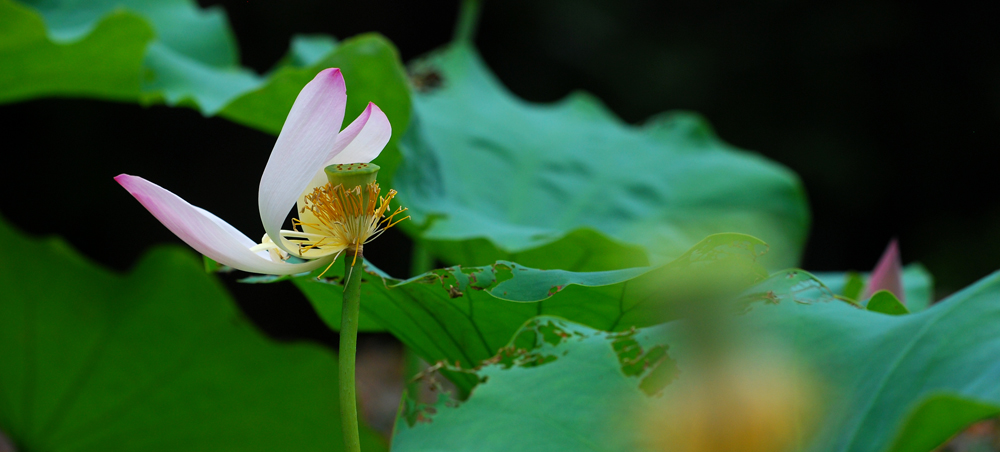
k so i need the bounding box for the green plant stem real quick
[339,249,364,452]
[453,0,483,43]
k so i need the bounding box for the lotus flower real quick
[116,68,404,275]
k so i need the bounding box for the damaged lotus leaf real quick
[393,269,1000,452]
[0,0,410,180]
[0,215,385,452]
[737,268,838,307]
[396,42,809,272]
[278,233,770,394]
[391,316,674,452]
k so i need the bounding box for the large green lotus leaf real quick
[747,270,1000,452]
[396,43,810,272]
[0,1,410,177]
[391,316,670,452]
[703,268,1000,452]
[813,264,934,311]
[0,216,385,452]
[281,233,769,394]
[391,269,1000,452]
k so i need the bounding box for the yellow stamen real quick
[291,181,409,263]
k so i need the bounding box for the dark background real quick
[3,0,999,342]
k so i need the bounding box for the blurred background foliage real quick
[0,0,997,360]
[2,0,998,301]
[3,1,1000,450]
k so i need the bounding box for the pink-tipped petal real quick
[865,239,906,304]
[259,68,348,255]
[117,174,328,275]
[298,103,393,208]
[328,102,392,165]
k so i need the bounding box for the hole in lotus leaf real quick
[511,325,537,351]
[425,267,464,295]
[461,266,497,291]
[538,320,570,346]
[400,381,460,427]
[437,265,504,296]
[417,273,440,284]
[401,362,465,427]
[610,328,679,396]
[485,319,570,369]
[500,341,557,369]
[490,262,516,293]
[639,354,680,396]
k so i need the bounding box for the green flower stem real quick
[453,0,483,43]
[339,249,364,452]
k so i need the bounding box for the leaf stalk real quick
[453,0,483,43]
[339,249,364,452]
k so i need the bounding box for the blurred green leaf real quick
[866,290,909,315]
[2,0,247,109]
[397,43,810,272]
[888,395,1000,452]
[841,271,864,300]
[0,216,385,452]
[275,34,338,68]
[0,1,411,179]
[0,0,153,102]
[814,263,934,311]
[280,233,768,394]
[393,268,1000,452]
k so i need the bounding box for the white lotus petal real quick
[117,174,330,275]
[259,68,347,255]
[327,102,391,165]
